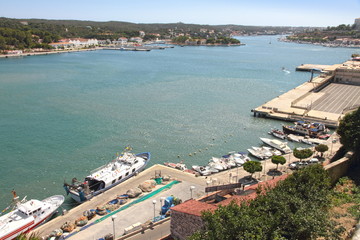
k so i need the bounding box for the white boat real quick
[192,165,218,176]
[0,192,64,240]
[287,134,301,142]
[263,147,282,156]
[247,147,267,160]
[64,146,150,203]
[260,138,292,154]
[224,152,251,166]
[209,157,228,171]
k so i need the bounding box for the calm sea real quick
[0,36,357,210]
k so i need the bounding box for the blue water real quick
[0,36,357,210]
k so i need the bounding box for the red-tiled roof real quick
[171,199,217,217]
[171,175,289,216]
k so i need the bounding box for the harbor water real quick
[0,36,358,210]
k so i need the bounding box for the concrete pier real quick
[252,61,360,128]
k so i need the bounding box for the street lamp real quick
[190,186,195,199]
[152,200,157,221]
[111,215,117,239]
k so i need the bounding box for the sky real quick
[1,0,360,27]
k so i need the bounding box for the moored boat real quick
[260,137,292,154]
[64,146,150,203]
[0,191,64,240]
[282,121,327,138]
[268,128,286,140]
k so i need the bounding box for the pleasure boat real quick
[282,121,327,138]
[247,147,271,160]
[260,138,292,154]
[0,191,64,240]
[192,165,218,176]
[223,152,251,166]
[64,146,150,203]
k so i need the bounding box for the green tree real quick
[243,161,262,179]
[271,155,286,170]
[190,165,342,240]
[337,107,360,152]
[293,148,313,162]
[315,144,329,158]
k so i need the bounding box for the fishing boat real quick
[282,121,327,138]
[64,146,150,203]
[0,191,64,240]
[260,138,292,154]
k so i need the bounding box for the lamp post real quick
[152,200,157,221]
[111,215,117,239]
[190,186,195,199]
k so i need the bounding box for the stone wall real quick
[170,211,205,240]
[324,152,353,185]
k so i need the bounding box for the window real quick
[112,179,116,184]
[118,176,122,181]
[132,168,135,173]
[125,172,129,176]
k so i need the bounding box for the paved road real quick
[125,221,170,240]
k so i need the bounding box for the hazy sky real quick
[1,0,360,27]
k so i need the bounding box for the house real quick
[129,37,143,44]
[170,175,288,240]
[114,37,128,45]
[49,42,74,49]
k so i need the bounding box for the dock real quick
[252,61,360,128]
[35,133,342,240]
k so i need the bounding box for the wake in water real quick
[282,67,291,74]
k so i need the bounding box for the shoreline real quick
[279,38,360,49]
[0,47,101,58]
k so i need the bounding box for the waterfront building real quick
[334,60,360,85]
[112,37,128,45]
[355,18,360,30]
[55,38,98,48]
[4,50,23,55]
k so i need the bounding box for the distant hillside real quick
[0,17,311,51]
[0,17,305,38]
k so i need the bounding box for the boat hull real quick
[65,152,150,203]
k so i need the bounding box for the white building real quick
[355,18,360,30]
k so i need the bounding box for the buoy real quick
[177,155,180,158]
[189,153,192,156]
